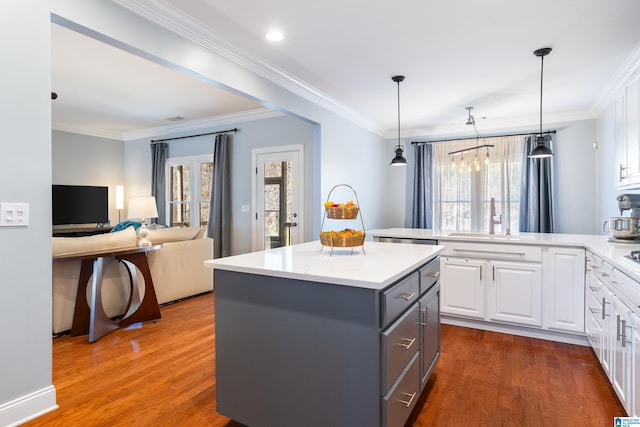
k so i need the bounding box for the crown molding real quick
[113,0,385,136]
[122,108,283,141]
[592,40,640,116]
[53,108,283,141]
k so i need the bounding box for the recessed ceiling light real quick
[265,31,284,42]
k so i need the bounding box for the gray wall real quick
[52,130,124,225]
[0,2,56,425]
[124,115,316,255]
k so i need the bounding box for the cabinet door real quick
[542,248,586,333]
[600,285,615,377]
[625,79,640,182]
[419,285,440,389]
[615,90,627,186]
[611,297,632,410]
[440,257,485,319]
[487,261,542,327]
[631,313,640,417]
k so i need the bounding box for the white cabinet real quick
[440,243,543,328]
[631,313,640,417]
[441,257,485,319]
[488,261,542,327]
[543,247,586,333]
[600,281,615,378]
[612,297,632,410]
[615,78,640,189]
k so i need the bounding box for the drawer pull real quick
[452,248,526,257]
[396,292,416,301]
[424,271,440,279]
[397,337,416,350]
[588,307,601,314]
[588,286,601,291]
[398,391,417,408]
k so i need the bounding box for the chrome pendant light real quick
[529,47,554,158]
[390,75,407,166]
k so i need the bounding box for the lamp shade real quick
[115,185,124,210]
[127,196,158,220]
[529,136,553,158]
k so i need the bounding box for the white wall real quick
[0,2,56,425]
[125,115,316,255]
[52,130,124,225]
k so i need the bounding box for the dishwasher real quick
[374,236,438,245]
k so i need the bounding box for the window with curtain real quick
[165,155,213,228]
[431,135,524,234]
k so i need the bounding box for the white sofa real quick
[52,226,214,334]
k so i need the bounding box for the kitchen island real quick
[204,240,443,427]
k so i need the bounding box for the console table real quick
[53,245,162,342]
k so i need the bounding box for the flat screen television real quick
[52,185,109,226]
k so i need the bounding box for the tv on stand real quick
[52,185,111,236]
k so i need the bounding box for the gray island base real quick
[209,241,442,427]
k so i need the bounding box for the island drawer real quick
[381,271,419,327]
[419,257,440,294]
[381,304,419,394]
[382,352,420,427]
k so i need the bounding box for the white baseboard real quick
[0,385,57,426]
[441,315,590,346]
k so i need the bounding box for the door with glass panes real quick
[253,145,303,251]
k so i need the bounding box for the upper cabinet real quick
[616,76,640,189]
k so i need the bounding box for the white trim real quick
[441,315,589,346]
[165,154,213,228]
[0,385,57,427]
[251,144,305,251]
[112,0,384,137]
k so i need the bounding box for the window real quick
[165,155,213,228]
[432,136,523,234]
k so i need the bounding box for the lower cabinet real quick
[441,256,542,327]
[381,258,440,427]
[631,313,640,417]
[543,247,586,333]
[612,297,632,409]
[439,241,587,339]
[419,282,440,388]
[585,250,640,417]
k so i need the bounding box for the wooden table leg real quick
[70,259,94,336]
[117,252,161,327]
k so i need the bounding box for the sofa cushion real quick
[52,226,137,257]
[146,227,202,244]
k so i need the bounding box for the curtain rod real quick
[150,127,238,143]
[411,129,556,145]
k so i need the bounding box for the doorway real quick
[252,145,304,251]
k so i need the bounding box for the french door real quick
[252,145,304,251]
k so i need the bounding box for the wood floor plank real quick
[25,292,625,427]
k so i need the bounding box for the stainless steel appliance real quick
[609,194,640,240]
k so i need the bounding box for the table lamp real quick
[128,196,159,247]
[115,185,124,222]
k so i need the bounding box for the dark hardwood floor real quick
[25,292,625,427]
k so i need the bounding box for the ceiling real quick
[52,0,640,141]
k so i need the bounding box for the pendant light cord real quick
[397,79,401,149]
[539,53,544,137]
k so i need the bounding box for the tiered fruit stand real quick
[319,184,365,255]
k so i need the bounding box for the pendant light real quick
[529,47,554,158]
[390,75,407,166]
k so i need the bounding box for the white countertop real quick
[204,240,443,290]
[368,228,640,281]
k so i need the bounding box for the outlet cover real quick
[0,203,29,227]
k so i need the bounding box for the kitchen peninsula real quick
[204,240,443,427]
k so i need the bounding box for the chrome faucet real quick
[489,197,502,235]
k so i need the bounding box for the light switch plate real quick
[0,203,29,227]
